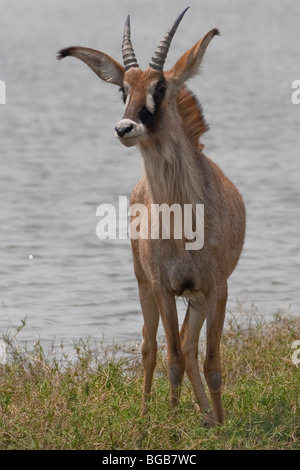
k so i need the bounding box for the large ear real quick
[57,47,125,87]
[168,28,219,88]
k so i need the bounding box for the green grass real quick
[0,311,299,450]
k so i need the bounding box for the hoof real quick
[202,409,218,428]
[141,403,149,416]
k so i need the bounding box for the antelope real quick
[57,7,246,427]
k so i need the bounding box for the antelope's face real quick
[115,67,167,147]
[58,8,219,148]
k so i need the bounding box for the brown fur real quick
[58,24,246,428]
[127,31,245,427]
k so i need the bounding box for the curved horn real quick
[149,7,190,71]
[122,15,139,71]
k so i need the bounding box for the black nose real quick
[115,124,133,138]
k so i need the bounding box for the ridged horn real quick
[149,7,190,71]
[122,15,139,71]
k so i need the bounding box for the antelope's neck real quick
[139,134,203,207]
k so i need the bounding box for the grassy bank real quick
[0,311,299,450]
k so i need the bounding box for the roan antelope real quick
[58,7,246,427]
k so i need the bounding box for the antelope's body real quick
[58,8,246,426]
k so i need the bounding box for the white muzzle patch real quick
[114,119,147,147]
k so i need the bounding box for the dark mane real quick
[176,85,209,149]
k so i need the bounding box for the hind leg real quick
[204,282,228,425]
[180,297,216,427]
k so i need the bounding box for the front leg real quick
[138,280,160,414]
[152,285,185,408]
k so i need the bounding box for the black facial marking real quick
[139,106,155,126]
[139,76,167,129]
[119,87,126,104]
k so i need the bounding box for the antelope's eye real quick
[155,79,167,96]
[157,85,166,94]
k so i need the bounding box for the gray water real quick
[0,0,299,352]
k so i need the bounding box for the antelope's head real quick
[57,8,219,148]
